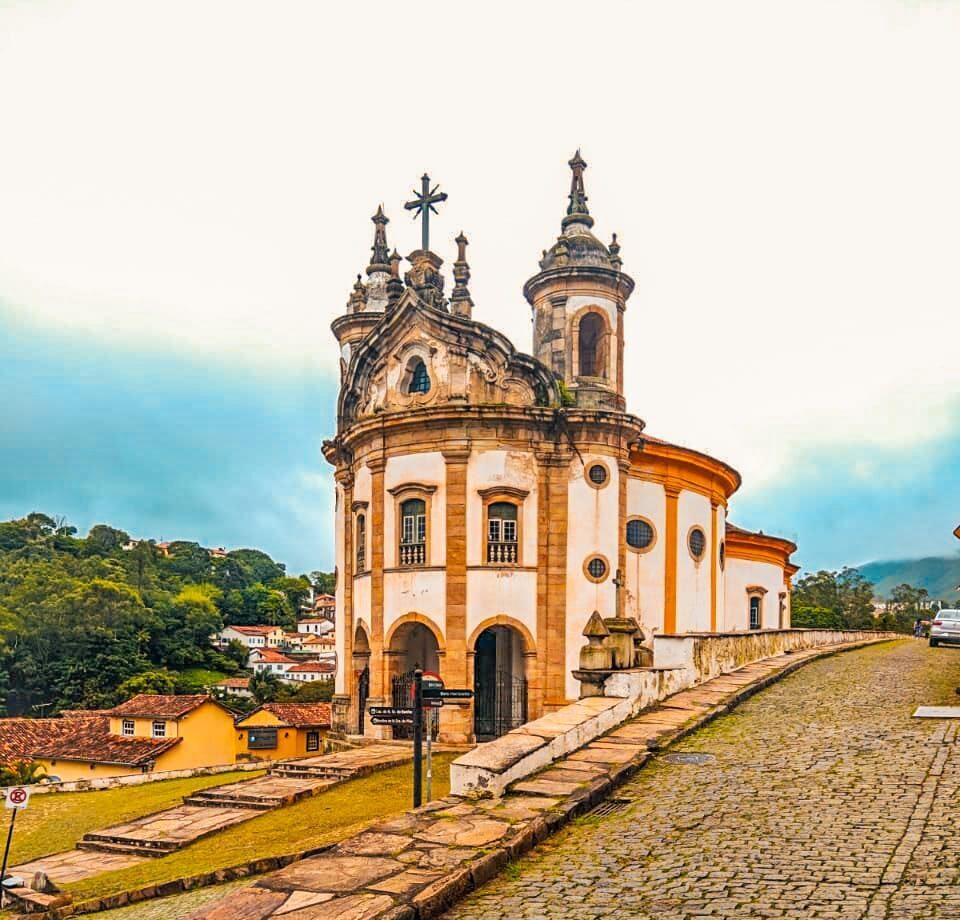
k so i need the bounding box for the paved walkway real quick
[448,640,960,920]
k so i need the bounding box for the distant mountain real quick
[857,554,960,602]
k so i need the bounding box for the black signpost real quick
[412,669,423,808]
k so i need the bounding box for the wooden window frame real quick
[479,486,529,567]
[747,586,768,630]
[388,483,437,568]
[306,731,320,752]
[121,719,134,737]
[151,720,166,739]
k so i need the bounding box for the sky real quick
[1,0,958,576]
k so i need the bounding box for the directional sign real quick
[4,787,29,810]
[439,688,473,700]
[422,697,444,709]
[371,716,413,726]
[369,706,414,719]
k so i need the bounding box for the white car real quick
[929,609,960,647]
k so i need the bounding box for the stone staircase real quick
[184,774,337,810]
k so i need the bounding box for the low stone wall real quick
[451,630,898,798]
[7,759,275,799]
[653,628,898,685]
[450,667,689,797]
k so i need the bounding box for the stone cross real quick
[405,173,448,252]
[612,568,625,619]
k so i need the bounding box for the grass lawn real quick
[64,753,457,906]
[6,770,265,867]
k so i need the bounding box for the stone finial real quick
[609,233,622,270]
[346,274,367,313]
[579,610,612,672]
[450,231,474,319]
[366,205,391,275]
[405,249,446,311]
[386,250,404,308]
[562,149,594,230]
[583,610,610,639]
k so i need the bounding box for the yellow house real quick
[235,703,331,761]
[0,695,239,782]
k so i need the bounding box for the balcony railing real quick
[399,542,426,566]
[487,541,518,564]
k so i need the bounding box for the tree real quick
[85,524,131,556]
[117,669,176,699]
[309,571,336,595]
[0,759,47,786]
[293,680,334,703]
[249,669,296,703]
[224,639,250,669]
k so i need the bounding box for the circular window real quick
[719,541,726,571]
[626,517,655,552]
[688,527,707,561]
[587,463,608,487]
[584,554,609,583]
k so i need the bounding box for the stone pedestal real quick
[331,694,352,737]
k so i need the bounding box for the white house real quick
[249,648,298,676]
[214,625,286,652]
[282,661,337,684]
[297,618,335,636]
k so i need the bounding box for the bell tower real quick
[523,151,634,411]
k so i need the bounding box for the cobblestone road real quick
[447,640,960,920]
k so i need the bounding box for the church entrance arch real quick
[473,625,528,741]
[353,623,371,735]
[387,619,441,739]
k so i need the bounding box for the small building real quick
[211,677,253,699]
[213,625,286,654]
[282,661,336,684]
[235,703,332,761]
[249,648,299,675]
[0,695,238,781]
[297,617,335,636]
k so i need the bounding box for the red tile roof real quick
[239,703,332,728]
[106,694,214,719]
[250,649,297,663]
[226,625,282,636]
[0,715,181,767]
[286,662,336,674]
[213,677,250,689]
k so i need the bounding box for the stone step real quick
[1,885,71,914]
[182,794,275,811]
[270,765,355,779]
[76,839,176,858]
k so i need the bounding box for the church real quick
[324,153,798,744]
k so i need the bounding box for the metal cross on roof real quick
[404,174,447,252]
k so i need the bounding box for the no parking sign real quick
[4,787,30,810]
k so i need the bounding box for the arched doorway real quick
[387,620,441,739]
[353,624,371,735]
[473,625,528,740]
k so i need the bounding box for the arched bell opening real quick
[472,625,529,741]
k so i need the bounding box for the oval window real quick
[588,464,607,486]
[689,528,706,560]
[626,518,654,550]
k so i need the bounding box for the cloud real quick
[0,308,337,572]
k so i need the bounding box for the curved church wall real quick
[565,453,621,701]
[723,557,787,630]
[624,476,667,635]
[334,482,346,694]
[676,489,714,632]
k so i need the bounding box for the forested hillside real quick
[0,513,333,716]
[857,554,960,603]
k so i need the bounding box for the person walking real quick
[914,618,924,638]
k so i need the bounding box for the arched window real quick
[487,501,518,564]
[355,514,366,572]
[408,359,431,394]
[399,498,426,566]
[749,595,762,630]
[578,312,606,378]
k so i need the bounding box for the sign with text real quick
[369,706,414,719]
[4,787,30,810]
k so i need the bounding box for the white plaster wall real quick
[334,483,346,693]
[352,574,371,640]
[565,454,621,701]
[625,477,667,636]
[723,557,786,630]
[716,505,727,631]
[565,294,619,389]
[676,490,712,632]
[465,450,539,567]
[384,452,446,568]
[384,570,446,638]
[466,570,538,646]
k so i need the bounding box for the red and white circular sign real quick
[5,786,30,809]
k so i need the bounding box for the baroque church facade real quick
[324,153,798,743]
